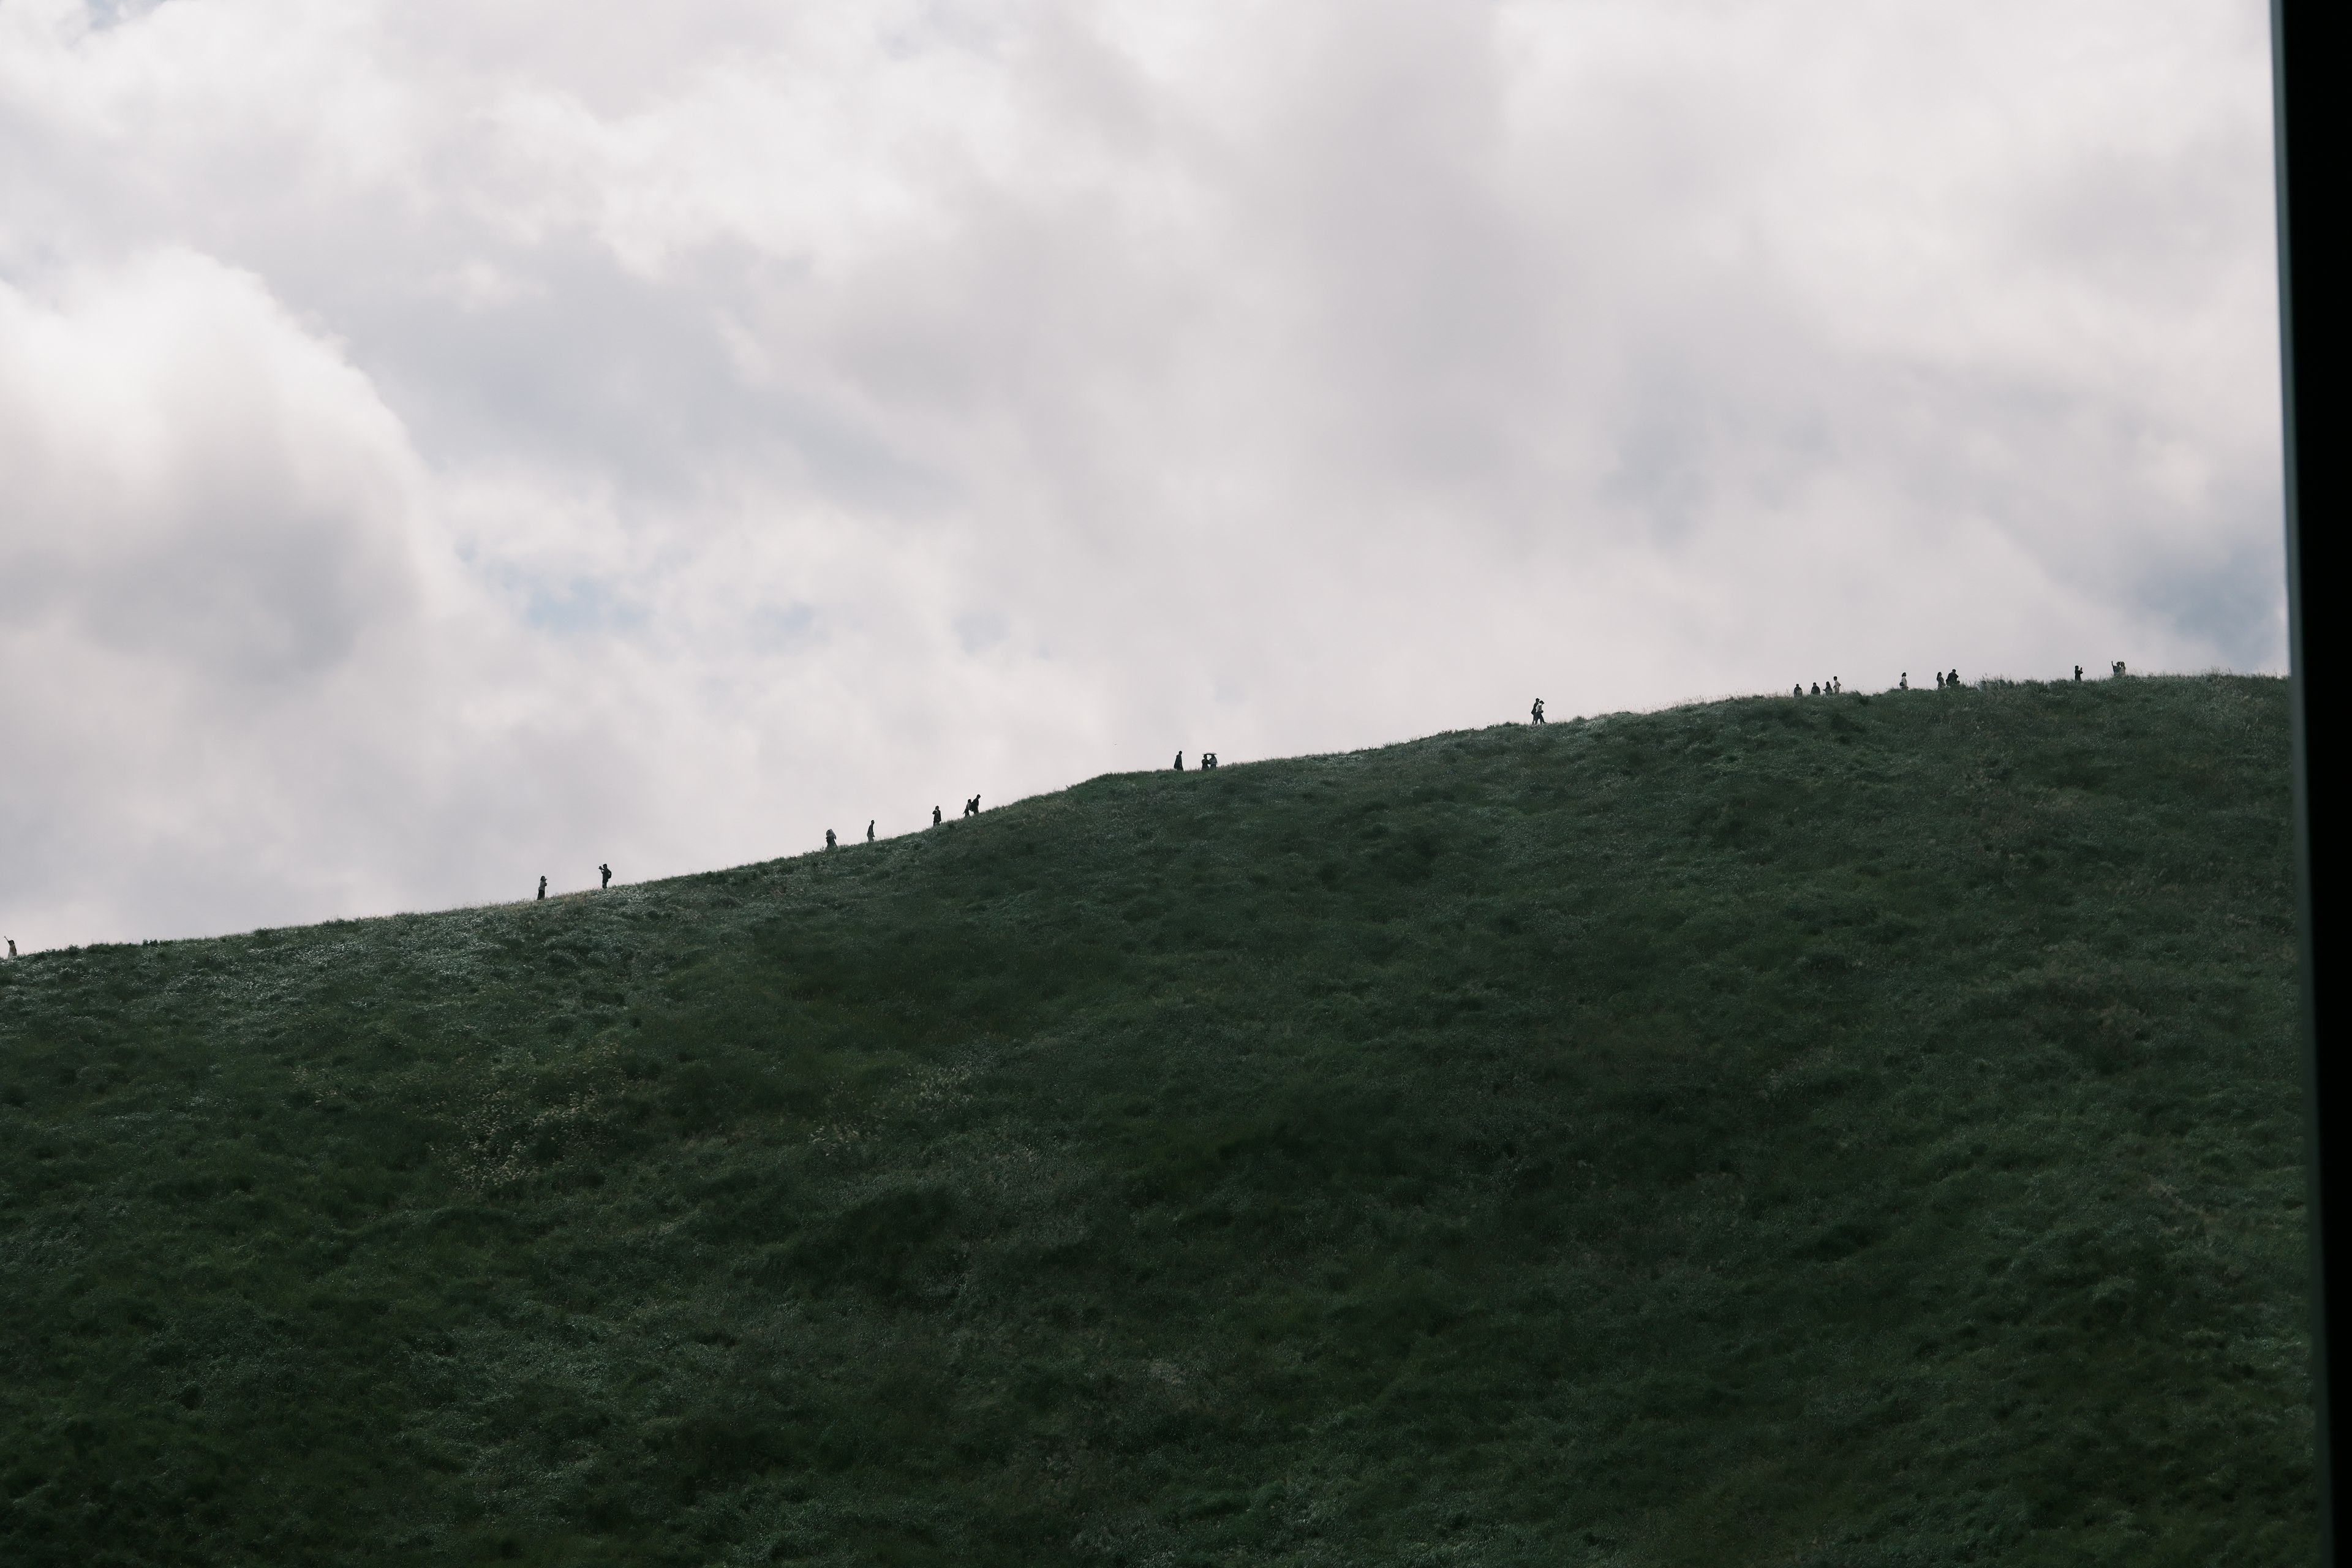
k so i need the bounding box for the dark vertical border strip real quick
[2272,0,2341,1557]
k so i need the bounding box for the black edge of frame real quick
[2272,0,2342,1555]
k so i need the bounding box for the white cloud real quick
[0,249,426,680]
[0,0,2284,951]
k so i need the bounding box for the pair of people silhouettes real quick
[535,865,611,899]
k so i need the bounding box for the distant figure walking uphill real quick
[964,796,981,818]
[599,862,611,889]
[1531,698,1545,724]
[537,876,547,901]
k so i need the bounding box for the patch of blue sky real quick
[520,578,649,638]
[83,0,165,31]
[751,603,822,654]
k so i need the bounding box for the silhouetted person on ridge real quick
[599,862,611,889]
[1948,669,1959,688]
[537,876,547,901]
[866,820,875,843]
[1810,682,1819,696]
[825,829,836,850]
[933,805,942,827]
[1793,684,1802,697]
[1934,671,1944,690]
[1531,698,1545,724]
[965,796,981,817]
[1899,672,1908,689]
[1202,752,1218,769]
[1833,677,1841,694]
[2113,661,2126,677]
[1174,751,1185,771]
[2074,665,2084,681]
[6,940,14,960]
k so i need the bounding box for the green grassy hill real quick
[0,676,2314,1566]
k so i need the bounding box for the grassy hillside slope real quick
[0,676,2313,1566]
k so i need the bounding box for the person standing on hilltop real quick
[6,940,14,960]
[932,805,942,827]
[866,820,875,843]
[1174,751,1185,771]
[537,876,547,900]
[599,862,611,889]
[825,829,836,850]
[1531,698,1545,724]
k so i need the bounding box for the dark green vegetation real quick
[0,676,2313,1565]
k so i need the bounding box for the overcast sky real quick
[1,0,2283,951]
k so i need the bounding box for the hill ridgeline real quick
[0,674,2314,1566]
